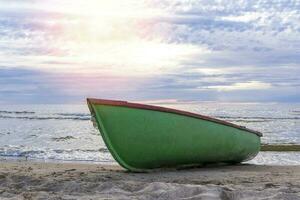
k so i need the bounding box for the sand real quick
[0,160,299,200]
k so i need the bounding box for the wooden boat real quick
[87,98,262,171]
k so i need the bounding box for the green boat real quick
[87,98,262,172]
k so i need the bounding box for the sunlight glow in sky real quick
[0,0,299,103]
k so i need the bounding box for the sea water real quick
[0,102,299,165]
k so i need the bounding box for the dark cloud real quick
[0,65,299,103]
[0,67,149,104]
[0,67,61,103]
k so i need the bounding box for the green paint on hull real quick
[88,100,261,171]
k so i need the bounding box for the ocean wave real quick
[226,119,272,123]
[291,111,300,115]
[214,116,300,120]
[51,136,76,142]
[0,110,35,114]
[56,113,90,117]
[52,148,109,153]
[0,149,45,158]
[0,110,90,118]
[0,115,90,121]
[260,144,300,151]
[0,147,109,158]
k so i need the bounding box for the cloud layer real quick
[0,0,299,103]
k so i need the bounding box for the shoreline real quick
[0,160,299,199]
[2,149,300,167]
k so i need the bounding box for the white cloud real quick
[206,81,272,91]
[0,0,299,103]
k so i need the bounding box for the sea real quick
[0,102,299,165]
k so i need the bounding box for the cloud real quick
[0,0,299,103]
[0,67,154,103]
[205,81,272,91]
[143,0,300,64]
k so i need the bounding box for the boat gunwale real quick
[87,98,263,137]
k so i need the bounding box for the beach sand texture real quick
[0,161,299,200]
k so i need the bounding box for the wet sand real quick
[0,160,299,200]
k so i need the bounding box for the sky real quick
[0,0,299,104]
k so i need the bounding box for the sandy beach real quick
[0,160,299,200]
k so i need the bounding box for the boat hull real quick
[88,99,261,171]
